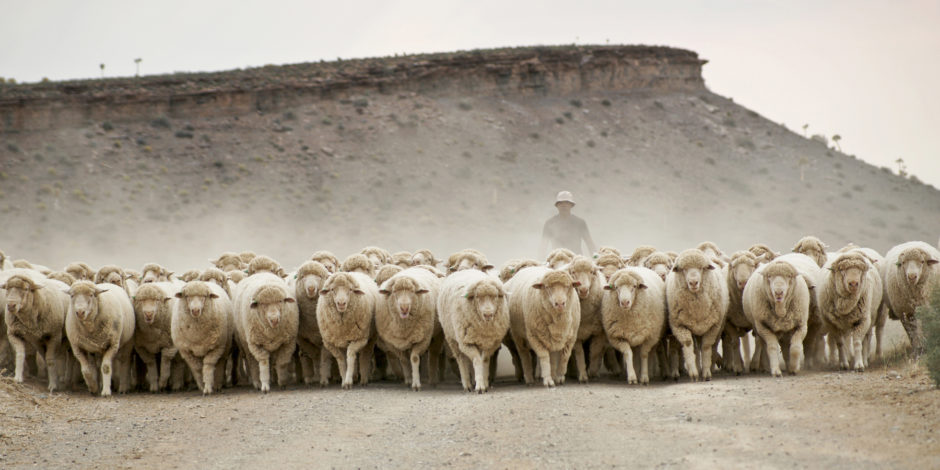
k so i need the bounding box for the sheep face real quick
[643,254,673,282]
[411,251,435,267]
[730,256,759,291]
[68,281,104,322]
[379,277,428,319]
[673,251,715,294]
[532,271,579,312]
[298,273,325,300]
[467,280,504,321]
[649,263,670,281]
[199,269,228,289]
[566,258,598,299]
[251,286,295,328]
[450,256,492,273]
[135,285,169,324]
[793,237,827,267]
[179,270,200,283]
[321,274,363,314]
[761,262,799,305]
[311,254,339,273]
[141,268,165,284]
[898,249,938,286]
[830,255,870,295]
[212,254,244,272]
[66,266,91,281]
[102,271,124,287]
[175,283,218,319]
[604,271,646,309]
[2,276,38,317]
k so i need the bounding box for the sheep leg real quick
[72,347,100,395]
[158,347,177,391]
[296,338,318,384]
[700,327,722,382]
[529,343,555,388]
[750,336,764,372]
[585,337,605,379]
[134,348,160,393]
[789,326,807,375]
[202,347,227,394]
[427,333,444,387]
[43,339,62,392]
[409,348,422,391]
[672,327,699,382]
[457,343,488,393]
[862,328,872,369]
[178,349,205,392]
[357,342,374,387]
[342,339,368,389]
[850,320,869,372]
[513,336,535,385]
[449,339,472,391]
[318,347,333,386]
[397,351,412,385]
[874,304,887,364]
[573,341,589,384]
[742,331,752,373]
[274,343,297,388]
[99,345,121,397]
[620,344,637,384]
[248,344,272,393]
[323,343,345,387]
[9,335,28,383]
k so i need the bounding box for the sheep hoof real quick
[411,384,421,392]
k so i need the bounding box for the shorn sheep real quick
[437,269,510,393]
[883,241,940,355]
[232,272,299,393]
[601,267,666,384]
[742,260,811,377]
[131,282,183,392]
[376,267,443,390]
[504,266,581,387]
[288,261,332,385]
[172,281,234,394]
[317,271,379,389]
[2,270,71,391]
[65,281,135,396]
[816,252,881,371]
[564,256,607,381]
[666,249,729,382]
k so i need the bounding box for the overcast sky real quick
[2,0,937,187]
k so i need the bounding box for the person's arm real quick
[581,220,598,256]
[538,221,551,260]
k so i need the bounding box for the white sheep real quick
[310,251,340,273]
[546,248,576,269]
[288,261,332,385]
[816,252,881,371]
[642,251,674,282]
[131,282,183,392]
[446,249,493,274]
[1,269,71,391]
[504,266,581,387]
[498,259,541,284]
[374,264,404,287]
[836,244,888,365]
[883,241,940,355]
[199,267,231,297]
[342,253,376,278]
[390,251,413,269]
[627,245,657,267]
[437,269,510,393]
[595,253,626,279]
[65,281,136,396]
[210,252,246,273]
[140,263,171,284]
[411,249,439,269]
[564,256,607,382]
[723,251,760,374]
[316,271,379,389]
[172,280,234,394]
[65,262,95,282]
[665,249,729,382]
[600,267,666,384]
[376,267,443,390]
[792,236,828,268]
[361,246,392,271]
[232,272,299,393]
[246,255,286,278]
[742,260,811,377]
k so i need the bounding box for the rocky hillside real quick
[0,45,937,271]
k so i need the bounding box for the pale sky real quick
[2,0,938,188]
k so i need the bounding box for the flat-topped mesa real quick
[0,45,706,132]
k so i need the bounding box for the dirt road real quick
[2,359,938,470]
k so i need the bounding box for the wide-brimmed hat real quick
[555,190,575,206]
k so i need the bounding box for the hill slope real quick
[0,45,937,270]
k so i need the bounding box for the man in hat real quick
[538,190,597,259]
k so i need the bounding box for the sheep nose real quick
[553,301,566,310]
[738,281,747,290]
[848,281,859,290]
[620,300,631,309]
[191,308,202,317]
[907,274,918,283]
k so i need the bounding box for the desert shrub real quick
[569,99,582,108]
[458,101,472,111]
[917,289,940,387]
[601,99,611,106]
[101,121,114,131]
[151,116,171,129]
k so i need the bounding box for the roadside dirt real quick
[2,359,937,470]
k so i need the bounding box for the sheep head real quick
[141,263,168,284]
[295,261,330,300]
[374,265,404,287]
[829,253,870,295]
[532,270,579,312]
[310,251,339,274]
[566,256,599,299]
[595,254,626,279]
[546,248,576,269]
[250,285,294,328]
[595,246,622,258]
[411,250,437,268]
[604,269,647,310]
[897,247,938,287]
[379,276,428,319]
[643,252,673,282]
[748,244,778,262]
[199,268,228,289]
[628,245,657,267]
[321,273,364,314]
[760,261,799,307]
[465,279,505,321]
[95,265,126,287]
[135,283,171,324]
[792,236,828,268]
[211,252,245,272]
[67,281,105,321]
[65,262,94,281]
[729,252,760,291]
[2,275,40,318]
[672,249,716,294]
[173,281,218,319]
[247,256,284,278]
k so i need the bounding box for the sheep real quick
[504,266,581,387]
[246,255,286,278]
[742,260,811,377]
[47,271,76,286]
[595,253,626,279]
[238,251,257,264]
[65,281,135,396]
[837,245,888,364]
[816,252,881,371]
[390,251,413,269]
[131,282,183,392]
[178,269,201,283]
[125,269,142,285]
[211,252,245,272]
[361,246,392,270]
[666,249,729,382]
[498,259,541,283]
[883,241,940,355]
[748,243,779,263]
[227,270,246,284]
[723,251,760,374]
[374,264,404,287]
[95,264,136,298]
[437,270,510,393]
[792,236,828,268]
[696,241,726,260]
[376,267,444,390]
[411,249,439,269]
[288,261,332,385]
[232,272,299,393]
[595,246,622,258]
[198,267,231,297]
[2,270,71,391]
[446,249,493,273]
[627,245,657,267]
[564,256,607,382]
[316,271,379,389]
[642,251,674,282]
[0,249,12,270]
[141,263,171,284]
[65,262,95,281]
[172,281,234,394]
[310,251,340,273]
[546,248,576,269]
[342,253,376,278]
[600,267,667,384]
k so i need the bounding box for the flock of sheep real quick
[0,237,938,396]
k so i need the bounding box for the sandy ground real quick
[1,354,938,470]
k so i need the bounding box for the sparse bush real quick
[704,157,716,165]
[555,117,564,124]
[563,111,573,120]
[102,121,114,131]
[722,117,736,127]
[601,99,611,107]
[569,99,582,108]
[151,116,171,129]
[174,130,194,138]
[917,289,940,387]
[7,142,21,153]
[458,101,472,111]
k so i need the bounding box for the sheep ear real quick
[319,288,329,295]
[209,293,219,299]
[353,289,365,295]
[638,284,648,290]
[163,297,173,303]
[481,265,494,272]
[416,289,429,294]
[706,264,716,271]
[250,300,259,308]
[928,259,939,266]
[603,284,614,290]
[94,288,106,296]
[532,283,544,290]
[175,292,184,299]
[571,281,582,288]
[284,297,296,304]
[209,258,218,265]
[379,289,391,296]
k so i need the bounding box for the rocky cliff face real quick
[0,46,705,132]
